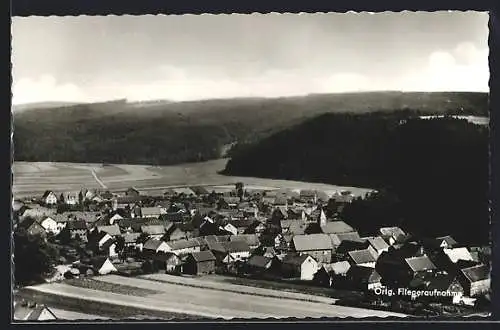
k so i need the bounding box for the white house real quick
[223,223,238,236]
[93,257,118,275]
[41,191,58,206]
[40,217,61,235]
[281,254,319,281]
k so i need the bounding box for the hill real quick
[13,92,488,165]
[223,112,489,245]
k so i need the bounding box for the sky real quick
[11,12,489,105]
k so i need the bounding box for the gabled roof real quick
[443,247,474,263]
[367,236,390,251]
[461,264,490,283]
[166,239,201,251]
[405,256,437,272]
[337,240,370,254]
[347,265,381,283]
[348,249,378,265]
[293,234,333,251]
[282,253,313,266]
[189,250,216,262]
[123,232,141,244]
[141,225,166,236]
[288,221,307,235]
[66,220,87,230]
[229,234,260,246]
[320,221,355,234]
[97,224,121,236]
[436,235,458,247]
[143,239,166,251]
[13,302,57,321]
[426,274,460,291]
[247,255,273,268]
[140,207,164,217]
[223,240,251,253]
[329,232,362,246]
[160,213,184,222]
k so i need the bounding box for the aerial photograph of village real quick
[11,11,491,321]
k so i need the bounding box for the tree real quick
[14,228,59,285]
[235,182,244,201]
[114,236,126,261]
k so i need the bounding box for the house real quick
[281,253,319,281]
[160,212,185,223]
[335,240,370,258]
[314,261,351,287]
[125,187,140,197]
[87,230,118,258]
[366,236,390,255]
[288,221,307,236]
[21,206,56,220]
[189,186,210,196]
[61,192,79,206]
[122,232,141,248]
[223,223,238,236]
[425,274,464,304]
[13,301,58,321]
[92,256,118,275]
[443,247,474,263]
[151,252,183,274]
[320,221,355,235]
[39,216,61,235]
[347,248,378,268]
[246,255,274,277]
[141,225,166,239]
[459,264,490,297]
[209,240,251,264]
[291,234,333,264]
[379,227,407,246]
[346,265,382,291]
[229,234,260,249]
[329,232,363,248]
[142,239,170,255]
[165,239,202,256]
[376,251,436,287]
[299,190,317,202]
[61,220,88,241]
[136,207,166,219]
[163,224,192,241]
[183,251,217,275]
[435,236,459,249]
[18,218,47,238]
[41,191,58,206]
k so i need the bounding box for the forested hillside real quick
[13,92,487,165]
[223,112,489,245]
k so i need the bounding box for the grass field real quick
[13,159,373,198]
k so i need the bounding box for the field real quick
[18,274,407,320]
[12,159,373,198]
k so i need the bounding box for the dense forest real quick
[223,112,489,245]
[13,92,487,165]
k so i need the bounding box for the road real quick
[25,276,408,319]
[90,169,108,189]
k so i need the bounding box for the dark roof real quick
[405,256,437,272]
[189,250,216,262]
[160,213,184,222]
[461,264,490,283]
[436,235,458,247]
[223,240,251,253]
[282,253,313,266]
[348,249,377,264]
[151,252,180,262]
[348,265,381,283]
[67,220,88,230]
[247,255,273,268]
[143,239,166,251]
[293,234,333,251]
[426,274,460,291]
[322,261,351,275]
[337,240,370,254]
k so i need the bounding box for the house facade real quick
[183,251,217,275]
